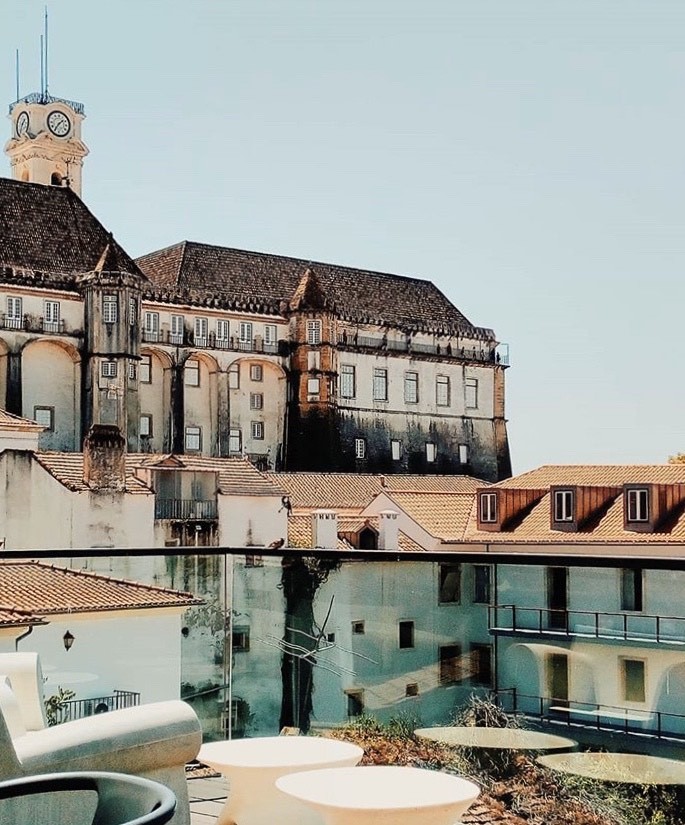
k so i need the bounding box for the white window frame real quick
[102,295,118,324]
[229,428,242,453]
[391,440,401,461]
[404,372,419,404]
[185,359,200,387]
[7,296,22,320]
[240,322,253,344]
[228,363,240,389]
[43,299,60,332]
[184,426,202,452]
[216,319,230,342]
[129,296,137,326]
[355,438,366,459]
[264,324,277,346]
[465,377,478,409]
[340,365,356,399]
[307,377,320,396]
[479,492,497,523]
[426,442,436,463]
[128,362,137,381]
[436,375,450,407]
[101,360,117,379]
[139,414,152,437]
[250,364,263,382]
[458,444,469,464]
[33,406,54,431]
[554,490,575,522]
[626,488,650,522]
[194,317,208,346]
[144,311,160,340]
[307,320,322,345]
[373,368,388,402]
[250,392,263,410]
[139,354,152,384]
[251,421,264,440]
[170,314,185,345]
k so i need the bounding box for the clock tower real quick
[4,93,89,197]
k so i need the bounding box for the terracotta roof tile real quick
[0,178,144,285]
[495,465,685,489]
[137,241,494,336]
[287,514,422,552]
[385,492,476,541]
[35,452,152,494]
[0,560,202,614]
[0,605,47,628]
[0,409,44,431]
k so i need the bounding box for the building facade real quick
[1,91,511,481]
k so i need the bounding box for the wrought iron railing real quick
[154,498,218,520]
[140,329,283,355]
[489,604,685,645]
[55,690,140,724]
[337,332,510,365]
[495,688,685,742]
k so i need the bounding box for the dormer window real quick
[553,490,574,523]
[626,488,649,523]
[479,492,497,523]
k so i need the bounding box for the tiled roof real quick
[268,472,486,511]
[35,452,152,494]
[385,492,476,541]
[0,178,144,285]
[137,241,494,337]
[0,605,47,628]
[129,454,285,497]
[0,409,44,431]
[494,465,685,489]
[0,560,202,615]
[287,514,422,552]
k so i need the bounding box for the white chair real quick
[0,652,201,825]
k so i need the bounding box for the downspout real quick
[15,625,33,651]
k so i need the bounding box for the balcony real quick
[489,604,685,645]
[337,333,510,365]
[154,498,218,520]
[51,690,141,724]
[140,328,283,356]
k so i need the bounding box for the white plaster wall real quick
[183,355,218,454]
[218,495,286,547]
[138,350,171,453]
[227,358,286,463]
[72,492,155,549]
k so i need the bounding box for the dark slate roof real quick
[0,177,144,288]
[137,241,492,337]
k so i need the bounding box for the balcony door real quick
[547,566,568,630]
[547,653,569,708]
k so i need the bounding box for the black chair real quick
[0,771,176,825]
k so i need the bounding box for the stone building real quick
[1,90,511,480]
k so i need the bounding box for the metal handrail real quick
[154,499,218,520]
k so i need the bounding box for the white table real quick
[276,765,480,825]
[538,752,685,785]
[415,726,577,753]
[198,736,363,825]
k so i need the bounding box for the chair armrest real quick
[0,653,47,731]
[14,701,201,777]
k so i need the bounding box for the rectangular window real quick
[465,377,478,409]
[554,490,574,522]
[352,621,365,635]
[439,644,462,684]
[144,311,159,342]
[439,563,461,604]
[232,626,250,652]
[264,324,277,347]
[405,683,419,697]
[250,393,263,410]
[229,428,242,453]
[228,363,240,389]
[627,488,649,522]
[128,362,137,381]
[470,644,493,687]
[216,319,230,342]
[33,406,54,431]
[355,438,366,459]
[391,440,401,461]
[7,296,22,321]
[399,620,415,649]
[340,365,356,399]
[140,354,152,384]
[307,350,321,370]
[621,568,643,612]
[194,317,208,346]
[426,442,436,463]
[239,322,253,345]
[251,421,264,440]
[479,492,497,523]
[184,426,201,451]
[436,375,450,406]
[373,368,388,401]
[250,364,263,382]
[184,359,200,387]
[102,295,118,324]
[458,444,469,464]
[473,565,491,604]
[43,300,60,332]
[307,320,322,345]
[101,360,117,379]
[170,314,184,345]
[404,372,419,404]
[139,414,152,437]
[307,377,320,396]
[129,296,137,326]
[622,658,646,703]
[346,690,364,717]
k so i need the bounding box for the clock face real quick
[47,110,71,137]
[15,111,29,138]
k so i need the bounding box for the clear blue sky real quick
[2,1,684,474]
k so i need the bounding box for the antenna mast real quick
[44,6,49,97]
[15,49,20,102]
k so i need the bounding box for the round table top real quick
[538,752,685,785]
[415,726,577,753]
[276,766,480,812]
[198,736,364,770]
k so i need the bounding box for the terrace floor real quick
[188,774,229,825]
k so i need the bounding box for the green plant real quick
[44,686,75,726]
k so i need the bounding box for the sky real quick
[2,0,684,474]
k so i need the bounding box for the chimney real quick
[83,425,126,491]
[311,509,338,549]
[378,509,399,551]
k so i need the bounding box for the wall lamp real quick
[62,630,75,652]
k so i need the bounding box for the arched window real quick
[50,171,63,186]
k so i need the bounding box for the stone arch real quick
[654,661,685,733]
[183,351,220,455]
[21,338,81,450]
[508,642,596,707]
[139,347,174,453]
[51,171,63,186]
[226,356,287,469]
